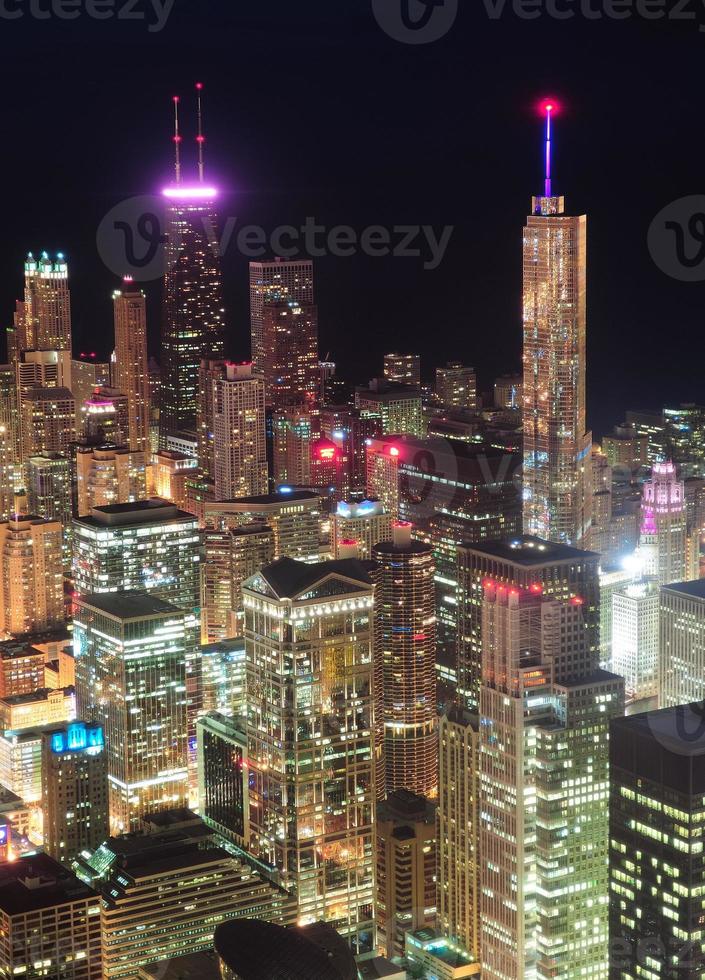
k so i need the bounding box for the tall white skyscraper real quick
[522,104,592,547]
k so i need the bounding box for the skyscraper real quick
[659,579,705,707]
[205,489,322,562]
[609,705,705,980]
[457,535,600,713]
[159,95,225,447]
[41,720,109,867]
[479,579,623,980]
[26,452,72,525]
[249,258,314,373]
[522,104,592,546]
[372,522,437,799]
[112,279,150,453]
[0,516,65,637]
[73,592,190,833]
[212,362,268,500]
[611,579,660,704]
[383,352,421,386]
[74,445,147,517]
[201,523,274,643]
[242,556,376,952]
[639,460,693,585]
[435,361,477,409]
[261,298,319,409]
[19,252,72,353]
[20,387,76,457]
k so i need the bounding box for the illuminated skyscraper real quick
[73,592,190,833]
[41,720,109,867]
[201,523,274,643]
[74,445,147,517]
[372,522,437,799]
[159,93,225,447]
[659,579,705,707]
[26,453,72,525]
[0,516,65,637]
[522,103,592,546]
[113,280,150,453]
[435,361,477,409]
[383,352,421,386]
[82,387,129,446]
[272,403,314,488]
[611,579,660,703]
[479,579,623,980]
[249,258,314,373]
[331,499,393,559]
[639,460,692,585]
[242,557,375,952]
[261,299,319,409]
[20,387,76,457]
[19,252,72,353]
[205,489,322,562]
[212,362,268,501]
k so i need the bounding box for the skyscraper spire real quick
[543,100,554,197]
[195,82,205,182]
[172,95,182,184]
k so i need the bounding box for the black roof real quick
[460,535,598,565]
[661,579,705,600]
[214,920,357,980]
[258,556,373,598]
[77,592,181,619]
[0,854,98,915]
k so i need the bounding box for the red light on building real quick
[571,596,584,605]
[318,446,336,460]
[529,582,543,594]
[388,446,400,457]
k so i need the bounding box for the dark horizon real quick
[2,2,704,435]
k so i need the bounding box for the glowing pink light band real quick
[162,186,218,200]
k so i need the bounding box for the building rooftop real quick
[662,579,705,600]
[76,592,182,620]
[75,498,195,528]
[207,489,320,508]
[612,702,705,757]
[460,535,599,565]
[252,556,373,600]
[0,685,73,706]
[0,853,98,915]
[138,949,220,980]
[23,386,74,402]
[213,919,358,980]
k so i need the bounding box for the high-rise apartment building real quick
[457,535,600,712]
[261,299,319,409]
[159,184,225,447]
[437,708,480,961]
[0,853,101,980]
[435,362,477,409]
[20,387,76,457]
[41,720,109,867]
[372,522,437,799]
[242,556,376,952]
[659,579,705,706]
[71,354,110,420]
[356,381,425,438]
[201,523,274,643]
[611,579,660,703]
[272,403,314,488]
[479,579,623,980]
[0,516,64,637]
[212,362,268,500]
[522,109,592,546]
[74,445,147,517]
[249,258,314,374]
[19,252,72,352]
[205,489,322,562]
[152,449,198,510]
[609,706,705,980]
[26,452,72,524]
[112,280,150,452]
[81,387,129,446]
[376,789,436,959]
[384,352,421,386]
[73,593,190,833]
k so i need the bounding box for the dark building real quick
[214,919,358,980]
[609,704,705,979]
[196,711,247,845]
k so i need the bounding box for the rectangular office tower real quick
[609,706,705,980]
[522,162,592,546]
[457,535,600,712]
[249,258,314,374]
[73,593,190,833]
[479,582,624,980]
[242,557,376,953]
[660,579,705,707]
[112,280,150,453]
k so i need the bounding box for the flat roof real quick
[613,702,705,756]
[75,499,195,528]
[0,853,98,915]
[206,490,319,507]
[460,535,599,565]
[662,579,705,600]
[76,592,182,620]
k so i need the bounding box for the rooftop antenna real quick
[172,95,182,184]
[195,82,205,182]
[542,100,556,197]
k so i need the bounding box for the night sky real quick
[2,0,703,435]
